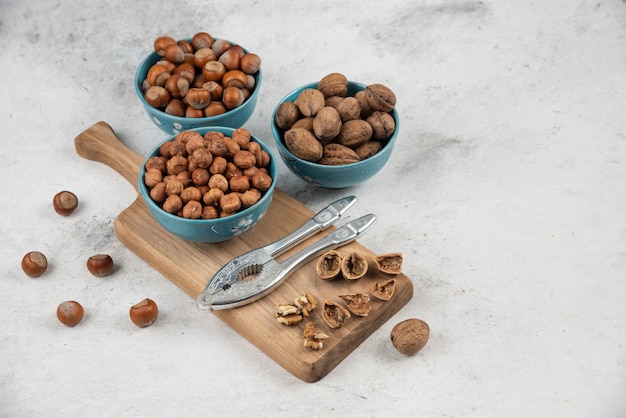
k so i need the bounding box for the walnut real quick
[294,88,325,117]
[355,140,383,160]
[274,101,301,130]
[365,83,396,112]
[367,111,396,140]
[291,117,314,132]
[390,318,430,355]
[303,322,329,350]
[284,128,323,162]
[335,97,361,122]
[340,252,368,280]
[316,250,342,280]
[371,278,396,301]
[336,119,373,148]
[293,292,317,317]
[374,252,403,274]
[317,73,348,98]
[312,106,342,143]
[276,304,303,326]
[319,143,360,166]
[321,300,351,329]
[338,293,371,317]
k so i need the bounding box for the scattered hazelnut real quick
[86,254,114,277]
[53,190,78,216]
[129,298,159,328]
[390,318,430,355]
[56,301,85,327]
[21,251,48,277]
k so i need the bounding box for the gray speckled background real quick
[2,1,625,416]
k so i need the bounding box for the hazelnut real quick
[146,64,171,86]
[87,254,114,277]
[165,99,185,116]
[164,43,185,64]
[204,101,227,117]
[233,150,256,169]
[154,36,176,56]
[229,175,250,193]
[21,251,48,277]
[220,193,241,213]
[185,88,211,110]
[163,195,183,213]
[390,318,430,355]
[53,190,78,216]
[191,32,214,50]
[57,301,85,327]
[145,86,170,108]
[222,70,247,89]
[222,86,245,109]
[240,189,261,208]
[240,53,261,74]
[250,171,272,192]
[193,47,217,69]
[129,298,159,328]
[165,74,189,99]
[182,200,203,219]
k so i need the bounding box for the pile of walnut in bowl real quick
[273,73,397,166]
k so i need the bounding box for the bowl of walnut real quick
[271,73,399,188]
[135,32,262,135]
[139,126,277,243]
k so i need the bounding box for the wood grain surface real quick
[74,121,413,382]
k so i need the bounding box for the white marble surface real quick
[2,0,625,416]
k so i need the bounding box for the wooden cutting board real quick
[74,121,413,382]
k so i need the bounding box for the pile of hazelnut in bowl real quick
[271,73,398,189]
[135,32,262,135]
[139,126,277,243]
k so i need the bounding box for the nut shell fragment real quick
[316,250,342,280]
[340,252,368,280]
[374,252,403,275]
[338,293,371,317]
[371,278,396,301]
[321,300,351,329]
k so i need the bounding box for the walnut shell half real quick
[340,252,368,280]
[338,293,371,317]
[321,300,351,329]
[316,250,342,280]
[374,252,403,275]
[371,278,396,301]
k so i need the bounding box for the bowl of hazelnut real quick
[271,73,399,189]
[135,32,262,135]
[139,126,277,243]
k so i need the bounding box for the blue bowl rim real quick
[270,81,399,170]
[134,38,262,124]
[138,126,278,227]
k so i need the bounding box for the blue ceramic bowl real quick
[139,127,277,243]
[271,81,399,189]
[134,39,262,135]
